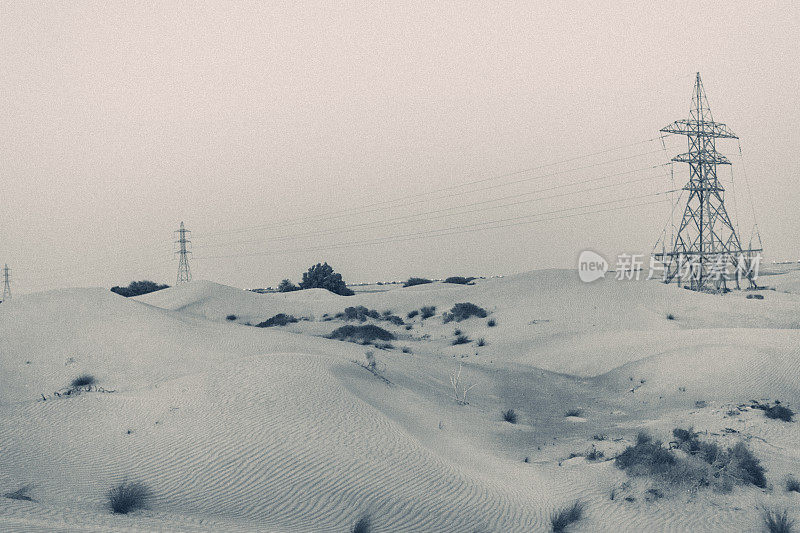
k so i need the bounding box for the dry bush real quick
[550,500,585,532]
[108,481,150,514]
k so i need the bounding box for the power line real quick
[196,190,672,261]
[200,139,664,238]
[194,163,669,250]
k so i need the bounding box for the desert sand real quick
[1,269,799,531]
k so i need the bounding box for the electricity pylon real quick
[2,264,10,301]
[175,222,192,283]
[653,73,760,292]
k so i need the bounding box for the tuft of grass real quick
[351,514,371,533]
[550,500,585,532]
[666,313,675,320]
[453,329,462,336]
[107,481,150,514]
[763,508,795,533]
[3,485,34,502]
[786,475,800,493]
[71,374,96,388]
[487,318,496,327]
[477,338,486,347]
[226,314,237,321]
[452,334,471,345]
[407,309,419,319]
[502,409,517,424]
[564,408,582,417]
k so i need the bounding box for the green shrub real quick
[277,279,300,292]
[765,404,795,422]
[420,306,436,319]
[443,302,488,323]
[615,433,676,476]
[255,314,298,327]
[443,276,475,285]
[329,325,396,343]
[403,277,433,287]
[110,281,169,297]
[299,263,354,296]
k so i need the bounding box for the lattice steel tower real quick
[175,222,192,283]
[2,264,10,301]
[653,73,760,292]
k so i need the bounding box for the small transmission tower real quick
[2,264,11,302]
[653,73,760,291]
[175,222,192,283]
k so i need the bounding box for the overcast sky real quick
[1,1,798,293]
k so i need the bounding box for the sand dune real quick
[2,269,800,531]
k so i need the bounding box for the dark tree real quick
[277,279,300,292]
[110,280,169,297]
[299,263,354,296]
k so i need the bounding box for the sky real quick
[1,1,798,293]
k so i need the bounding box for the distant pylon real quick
[2,264,11,301]
[653,73,760,292]
[175,222,192,283]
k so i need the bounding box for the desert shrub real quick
[341,306,381,322]
[107,481,150,514]
[401,347,411,354]
[403,277,433,288]
[351,514,371,533]
[586,447,604,461]
[502,409,517,424]
[255,314,298,327]
[728,441,766,488]
[763,508,794,533]
[110,281,169,297]
[407,310,419,319]
[3,485,34,501]
[564,408,582,417]
[487,318,496,327]
[375,342,394,350]
[550,500,585,532]
[452,335,471,345]
[71,374,96,388]
[786,475,800,493]
[384,314,404,326]
[765,404,795,422]
[277,279,300,292]
[299,263,354,296]
[667,313,675,320]
[329,325,396,343]
[615,433,676,476]
[622,430,767,490]
[443,302,488,323]
[443,276,475,285]
[453,329,462,336]
[226,314,237,321]
[420,306,436,319]
[477,338,486,347]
